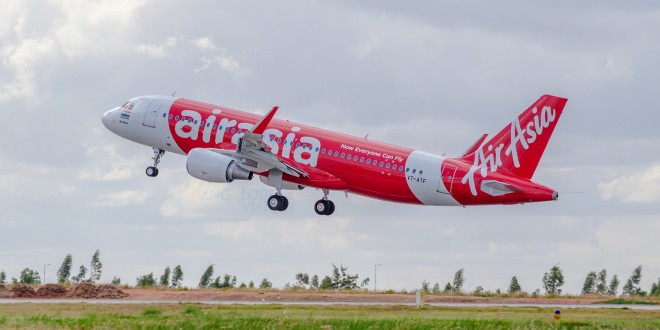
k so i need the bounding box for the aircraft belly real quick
[405,151,461,206]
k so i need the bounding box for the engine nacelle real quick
[186,148,253,183]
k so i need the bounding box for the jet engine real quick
[186,148,253,183]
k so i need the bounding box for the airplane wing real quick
[218,106,309,178]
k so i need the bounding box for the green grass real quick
[0,303,658,329]
[594,298,658,305]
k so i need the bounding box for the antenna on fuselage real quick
[171,91,177,96]
[364,133,369,140]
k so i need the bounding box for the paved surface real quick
[1,299,659,310]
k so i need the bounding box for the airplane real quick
[102,94,567,215]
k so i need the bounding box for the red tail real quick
[463,94,567,179]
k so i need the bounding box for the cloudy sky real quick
[1,0,659,293]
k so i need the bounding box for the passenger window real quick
[231,128,236,133]
[340,153,345,158]
[386,163,391,169]
[321,148,326,154]
[213,124,217,129]
[316,147,319,152]
[175,115,179,120]
[366,159,371,164]
[406,168,409,173]
[162,113,166,118]
[419,170,423,175]
[354,155,358,161]
[296,143,300,147]
[379,161,384,167]
[360,157,364,162]
[168,114,173,119]
[412,169,416,174]
[347,154,351,159]
[400,166,404,171]
[334,151,339,157]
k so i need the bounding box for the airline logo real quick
[168,102,321,167]
[461,105,558,196]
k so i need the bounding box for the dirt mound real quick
[36,284,69,298]
[66,283,127,299]
[95,284,128,299]
[10,285,36,298]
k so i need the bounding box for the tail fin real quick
[463,94,567,179]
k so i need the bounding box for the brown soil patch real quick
[10,285,36,298]
[66,283,127,299]
[35,284,69,298]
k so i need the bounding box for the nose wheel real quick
[267,194,289,211]
[146,148,165,177]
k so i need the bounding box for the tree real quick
[89,249,102,283]
[295,273,310,288]
[171,265,183,288]
[248,280,255,289]
[330,264,360,290]
[360,277,370,288]
[310,275,319,290]
[259,278,272,289]
[56,254,73,284]
[596,269,608,295]
[111,276,121,285]
[159,266,171,287]
[650,278,660,296]
[421,280,430,293]
[19,268,41,285]
[608,275,620,295]
[508,276,521,294]
[239,282,247,288]
[452,268,465,293]
[319,276,333,289]
[474,286,484,294]
[71,265,87,283]
[137,273,156,287]
[542,265,564,295]
[231,275,237,288]
[623,265,643,295]
[443,282,452,293]
[0,271,6,284]
[582,271,597,294]
[198,265,214,288]
[432,282,441,294]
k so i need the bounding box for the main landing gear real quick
[146,148,165,177]
[314,189,335,216]
[267,193,289,211]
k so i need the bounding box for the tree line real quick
[3,254,660,297]
[420,264,660,296]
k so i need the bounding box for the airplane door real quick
[142,100,162,128]
[438,163,458,194]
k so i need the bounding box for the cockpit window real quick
[121,101,135,111]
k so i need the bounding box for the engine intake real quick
[186,148,253,183]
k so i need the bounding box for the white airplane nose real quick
[102,108,116,130]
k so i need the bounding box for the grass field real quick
[0,303,659,329]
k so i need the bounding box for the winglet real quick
[250,106,279,135]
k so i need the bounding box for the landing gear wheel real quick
[315,200,334,215]
[146,166,159,177]
[280,196,289,211]
[268,195,288,211]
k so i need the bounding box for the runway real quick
[1,299,659,310]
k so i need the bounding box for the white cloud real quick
[93,190,149,207]
[159,177,233,218]
[135,36,178,58]
[598,163,660,203]
[195,55,248,76]
[78,144,140,181]
[192,37,217,50]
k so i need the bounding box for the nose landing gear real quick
[146,148,165,177]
